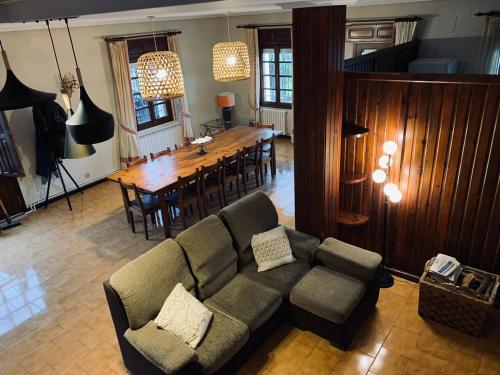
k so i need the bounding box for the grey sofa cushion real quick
[110,239,196,329]
[176,216,238,300]
[124,321,196,374]
[241,259,311,298]
[316,237,382,280]
[196,305,249,374]
[204,274,282,332]
[219,191,279,267]
[290,266,366,324]
[285,228,320,263]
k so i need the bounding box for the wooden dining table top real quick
[108,126,281,194]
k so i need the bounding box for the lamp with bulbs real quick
[372,140,402,288]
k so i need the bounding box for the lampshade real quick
[372,169,387,184]
[213,41,250,82]
[0,48,56,111]
[64,124,96,159]
[137,51,185,100]
[383,183,399,197]
[383,140,398,155]
[388,189,403,203]
[216,92,235,108]
[378,155,392,169]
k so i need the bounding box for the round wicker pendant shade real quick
[137,51,185,101]
[213,41,250,82]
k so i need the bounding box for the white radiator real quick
[138,121,184,157]
[260,108,287,134]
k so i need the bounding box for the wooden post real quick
[293,6,346,239]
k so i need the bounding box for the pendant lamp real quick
[0,40,56,111]
[64,19,114,145]
[45,20,95,159]
[213,13,250,82]
[137,16,185,101]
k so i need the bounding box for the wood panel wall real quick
[341,73,500,276]
[293,6,345,238]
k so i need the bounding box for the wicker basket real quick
[418,259,500,337]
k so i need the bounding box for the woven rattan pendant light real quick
[137,17,185,101]
[0,40,56,111]
[64,19,114,145]
[213,13,250,82]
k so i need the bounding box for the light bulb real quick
[384,183,399,197]
[383,140,397,155]
[389,189,403,203]
[60,92,72,110]
[226,55,237,66]
[378,155,392,169]
[155,68,167,80]
[372,169,387,184]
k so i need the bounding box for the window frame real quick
[258,28,293,109]
[127,38,174,132]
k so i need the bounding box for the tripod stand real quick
[44,155,82,211]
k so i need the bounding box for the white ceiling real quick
[0,0,434,31]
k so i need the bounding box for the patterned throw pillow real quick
[154,283,213,349]
[251,226,295,272]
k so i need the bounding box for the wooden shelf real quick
[337,210,369,226]
[341,172,367,184]
[342,123,369,138]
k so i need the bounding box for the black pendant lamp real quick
[45,20,95,159]
[64,18,114,145]
[0,40,56,111]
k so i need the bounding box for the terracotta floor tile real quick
[369,347,409,375]
[350,327,387,357]
[333,350,374,375]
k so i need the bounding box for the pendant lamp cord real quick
[0,40,4,51]
[149,16,158,52]
[226,13,231,41]
[45,20,63,82]
[64,18,79,69]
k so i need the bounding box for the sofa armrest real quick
[285,227,321,263]
[316,238,382,281]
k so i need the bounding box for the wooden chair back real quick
[176,170,201,202]
[118,178,144,211]
[201,160,222,191]
[125,156,147,168]
[150,148,171,160]
[222,150,240,179]
[255,123,275,130]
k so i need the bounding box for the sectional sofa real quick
[104,191,382,374]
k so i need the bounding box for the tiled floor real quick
[0,137,499,374]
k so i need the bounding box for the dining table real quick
[108,125,282,238]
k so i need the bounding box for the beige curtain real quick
[107,40,140,166]
[247,29,260,124]
[166,35,194,140]
[395,21,417,45]
[476,16,500,75]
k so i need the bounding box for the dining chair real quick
[150,147,171,160]
[221,150,242,205]
[200,160,224,216]
[259,134,275,182]
[241,141,261,194]
[125,156,148,168]
[175,170,203,229]
[118,178,160,240]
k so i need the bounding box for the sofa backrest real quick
[109,239,196,330]
[219,191,279,267]
[176,215,238,300]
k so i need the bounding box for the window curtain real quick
[476,16,500,75]
[395,21,417,45]
[247,29,260,124]
[107,40,141,166]
[166,35,194,140]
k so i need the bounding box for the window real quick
[127,38,174,131]
[258,28,292,109]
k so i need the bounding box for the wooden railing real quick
[344,40,420,73]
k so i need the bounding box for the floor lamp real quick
[372,140,403,288]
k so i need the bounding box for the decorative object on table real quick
[64,18,115,145]
[45,20,96,160]
[137,16,185,101]
[418,257,500,337]
[216,92,235,129]
[372,140,402,288]
[201,118,224,137]
[189,136,213,155]
[0,39,56,111]
[213,13,250,82]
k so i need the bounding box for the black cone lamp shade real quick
[0,44,56,111]
[64,108,96,159]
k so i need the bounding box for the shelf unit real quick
[338,122,370,227]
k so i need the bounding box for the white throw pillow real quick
[251,225,295,272]
[154,283,213,349]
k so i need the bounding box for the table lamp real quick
[216,92,235,130]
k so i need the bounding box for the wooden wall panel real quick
[341,73,500,276]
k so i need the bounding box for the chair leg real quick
[197,199,204,221]
[203,195,209,217]
[143,216,149,240]
[129,212,136,233]
[218,187,224,209]
[182,207,188,229]
[150,213,156,225]
[236,177,241,199]
[242,173,248,194]
[125,209,130,223]
[222,183,228,206]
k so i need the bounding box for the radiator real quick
[138,122,184,157]
[260,108,287,134]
